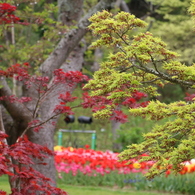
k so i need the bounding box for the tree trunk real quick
[28,1,86,184]
[91,48,103,72]
[58,0,84,26]
[27,122,57,185]
[40,0,117,78]
[111,119,122,152]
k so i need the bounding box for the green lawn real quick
[0,176,181,195]
[0,175,10,192]
[60,184,181,195]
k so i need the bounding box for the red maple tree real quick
[0,2,149,194]
[0,3,20,24]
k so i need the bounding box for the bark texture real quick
[91,48,103,72]
[40,0,117,78]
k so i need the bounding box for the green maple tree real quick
[85,0,195,179]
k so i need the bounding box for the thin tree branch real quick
[148,53,160,73]
[0,77,32,121]
[141,78,161,84]
[133,56,194,88]
[19,113,59,139]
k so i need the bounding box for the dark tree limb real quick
[0,77,31,121]
[40,0,117,78]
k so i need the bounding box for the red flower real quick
[179,166,188,175]
[84,144,90,149]
[0,3,20,24]
[165,169,171,177]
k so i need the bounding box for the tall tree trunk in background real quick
[59,0,86,72]
[58,0,83,26]
[91,48,103,72]
[120,0,130,12]
[1,0,117,190]
[111,120,122,152]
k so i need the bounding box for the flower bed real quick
[55,146,195,176]
[55,146,195,194]
[54,146,154,176]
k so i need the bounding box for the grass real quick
[0,175,11,193]
[0,175,181,195]
[58,184,182,195]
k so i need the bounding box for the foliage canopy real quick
[86,0,195,179]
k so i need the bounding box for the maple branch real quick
[133,57,194,88]
[19,113,59,139]
[141,78,161,84]
[40,0,117,79]
[115,31,129,45]
[21,101,83,139]
[149,53,161,73]
[32,92,42,118]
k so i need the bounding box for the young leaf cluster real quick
[119,99,195,179]
[86,10,193,118]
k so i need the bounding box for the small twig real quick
[19,113,59,140]
[133,54,194,88]
[148,53,160,73]
[141,78,161,84]
[115,31,129,45]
